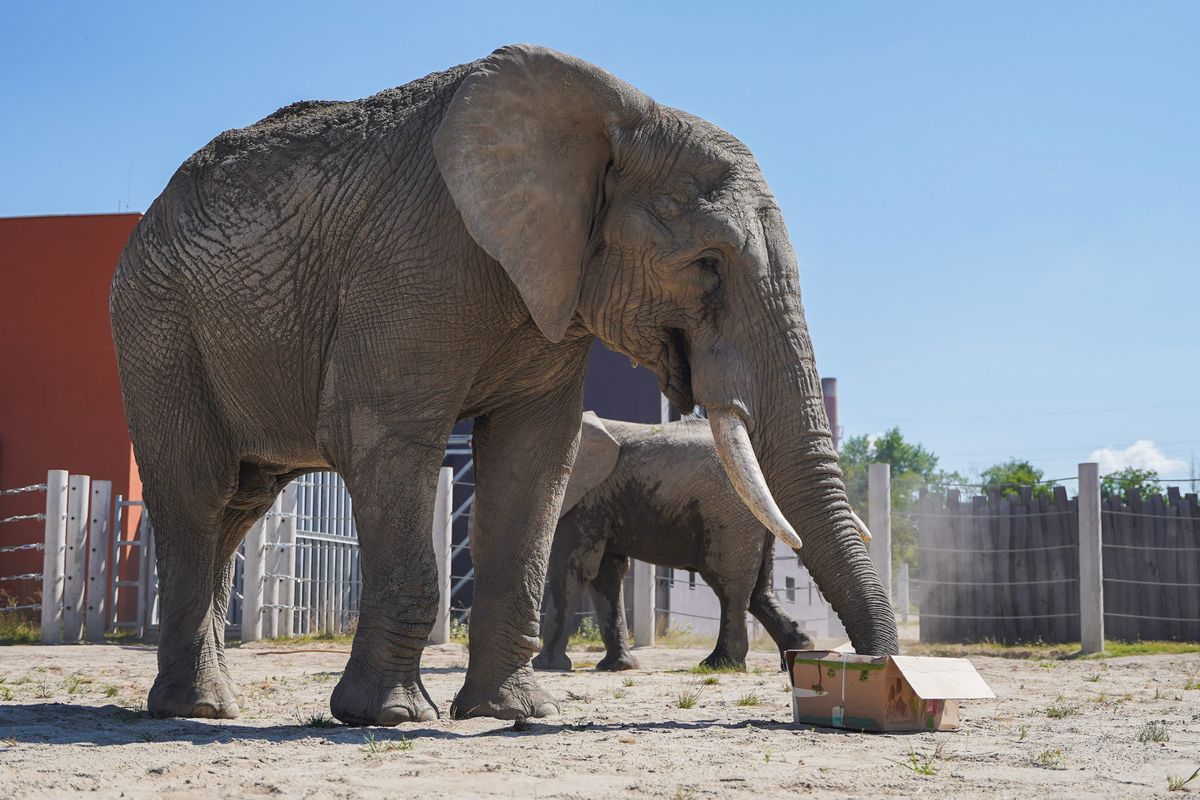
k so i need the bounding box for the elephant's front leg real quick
[451,388,584,720]
[329,434,450,725]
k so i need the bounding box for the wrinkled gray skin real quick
[110,44,898,725]
[533,414,814,673]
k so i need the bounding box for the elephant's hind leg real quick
[589,554,639,671]
[139,435,250,718]
[118,312,249,719]
[700,573,754,671]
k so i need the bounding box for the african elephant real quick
[110,43,898,726]
[533,414,872,673]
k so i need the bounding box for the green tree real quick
[1101,467,1162,499]
[839,427,963,569]
[979,459,1056,499]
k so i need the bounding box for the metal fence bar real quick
[40,470,69,643]
[62,474,91,642]
[86,481,112,641]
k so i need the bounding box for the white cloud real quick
[1087,439,1186,475]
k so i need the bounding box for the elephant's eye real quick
[694,256,720,273]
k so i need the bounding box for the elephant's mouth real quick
[660,327,695,413]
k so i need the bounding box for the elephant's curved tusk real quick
[707,406,803,551]
[850,511,872,544]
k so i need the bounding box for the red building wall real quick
[0,214,143,601]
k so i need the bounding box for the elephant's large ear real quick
[434,44,650,342]
[560,412,620,518]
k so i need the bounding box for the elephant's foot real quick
[595,651,639,671]
[700,652,746,672]
[330,665,438,726]
[532,651,573,671]
[450,666,559,720]
[148,669,242,719]
[777,632,816,671]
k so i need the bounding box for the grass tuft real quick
[735,692,760,707]
[687,662,744,675]
[612,688,628,700]
[0,605,39,645]
[701,676,720,686]
[900,742,944,776]
[1137,721,1169,743]
[361,732,412,754]
[1033,748,1067,770]
[1182,662,1200,692]
[1168,767,1200,792]
[621,677,636,688]
[299,711,339,728]
[676,684,703,709]
[1046,704,1078,719]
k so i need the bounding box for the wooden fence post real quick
[1078,462,1104,654]
[277,482,298,638]
[241,514,267,642]
[632,559,655,647]
[429,467,453,645]
[868,463,892,603]
[61,474,91,642]
[86,480,112,641]
[898,562,910,623]
[40,470,69,644]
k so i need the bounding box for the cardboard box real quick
[785,649,994,732]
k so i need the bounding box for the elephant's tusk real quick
[707,406,803,551]
[850,511,872,544]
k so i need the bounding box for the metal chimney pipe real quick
[821,377,839,452]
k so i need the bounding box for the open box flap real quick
[890,656,995,700]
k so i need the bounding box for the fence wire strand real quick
[0,542,44,554]
[0,514,46,525]
[0,483,47,496]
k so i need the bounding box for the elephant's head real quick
[434,45,898,654]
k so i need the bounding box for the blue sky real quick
[2,1,1197,484]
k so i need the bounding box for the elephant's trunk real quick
[695,215,899,656]
[753,417,899,656]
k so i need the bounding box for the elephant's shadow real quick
[0,702,870,747]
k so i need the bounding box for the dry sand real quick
[1,640,1198,798]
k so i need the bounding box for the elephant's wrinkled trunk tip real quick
[706,405,803,551]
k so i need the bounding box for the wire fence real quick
[911,484,1200,643]
[0,481,49,614]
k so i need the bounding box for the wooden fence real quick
[1102,487,1200,641]
[913,485,1200,643]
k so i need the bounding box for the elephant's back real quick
[178,60,475,187]
[603,418,765,567]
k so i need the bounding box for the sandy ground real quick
[1,640,1198,798]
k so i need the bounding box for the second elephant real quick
[535,414,869,672]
